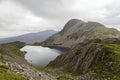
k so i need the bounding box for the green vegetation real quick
[104,44,120,60]
[67,27,120,40]
[0,54,4,62]
[0,39,120,80]
[0,41,25,57]
[0,65,27,80]
[91,27,119,39]
[0,41,27,80]
[35,66,74,80]
[45,39,120,80]
[94,43,120,80]
[2,41,26,48]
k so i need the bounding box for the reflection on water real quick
[21,46,67,67]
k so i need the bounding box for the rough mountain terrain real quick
[0,41,57,80]
[39,19,120,80]
[48,38,120,80]
[1,19,120,80]
[40,19,120,48]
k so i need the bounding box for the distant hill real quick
[0,30,57,44]
[40,19,120,48]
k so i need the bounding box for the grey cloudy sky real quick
[0,0,120,38]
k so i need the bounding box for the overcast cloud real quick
[0,0,120,38]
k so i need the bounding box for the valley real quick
[0,19,120,80]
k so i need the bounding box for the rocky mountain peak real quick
[40,19,120,48]
[60,19,85,35]
[58,19,106,36]
[67,19,84,24]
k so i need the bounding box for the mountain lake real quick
[20,46,69,67]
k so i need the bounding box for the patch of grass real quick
[94,43,120,80]
[0,41,26,57]
[35,66,74,80]
[67,27,120,40]
[0,54,4,62]
[104,44,120,60]
[0,65,27,80]
[0,42,27,80]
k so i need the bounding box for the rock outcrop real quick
[47,38,120,80]
[47,39,105,73]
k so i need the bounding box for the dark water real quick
[20,46,68,67]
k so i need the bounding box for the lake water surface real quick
[21,46,68,67]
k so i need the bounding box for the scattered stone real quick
[0,61,57,80]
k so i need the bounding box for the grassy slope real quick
[35,66,74,80]
[94,43,120,80]
[0,41,25,57]
[68,27,119,40]
[0,65,27,80]
[0,42,27,80]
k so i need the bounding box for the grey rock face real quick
[41,19,120,48]
[60,19,85,35]
[47,39,106,73]
[47,38,120,80]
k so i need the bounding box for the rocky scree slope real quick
[40,19,120,48]
[0,61,57,80]
[47,38,120,80]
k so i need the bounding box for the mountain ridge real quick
[0,30,57,44]
[40,19,120,48]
